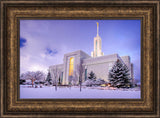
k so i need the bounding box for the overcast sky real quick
[20,20,141,81]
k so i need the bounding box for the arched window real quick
[69,57,74,76]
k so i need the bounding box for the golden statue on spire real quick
[96,22,99,36]
[96,22,99,27]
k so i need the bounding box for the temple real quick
[49,22,134,85]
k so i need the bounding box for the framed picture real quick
[0,0,159,117]
[20,19,141,99]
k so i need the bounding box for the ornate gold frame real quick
[0,0,159,117]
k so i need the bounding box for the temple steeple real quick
[91,22,104,57]
[96,22,99,36]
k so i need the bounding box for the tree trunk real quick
[55,76,57,91]
[80,83,82,92]
[32,79,34,87]
[55,85,57,91]
[79,77,82,92]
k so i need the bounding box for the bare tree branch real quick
[52,66,62,90]
[20,71,45,87]
[76,60,85,82]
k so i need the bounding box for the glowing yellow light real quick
[96,22,99,27]
[69,57,74,76]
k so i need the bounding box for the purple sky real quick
[20,20,141,81]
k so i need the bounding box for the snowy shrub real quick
[68,76,76,85]
[94,79,105,85]
[20,79,26,85]
[82,79,95,86]
[82,78,105,87]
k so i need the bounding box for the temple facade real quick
[49,22,134,85]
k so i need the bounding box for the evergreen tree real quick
[88,71,96,80]
[108,59,131,88]
[46,72,52,84]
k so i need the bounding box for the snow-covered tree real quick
[76,60,85,83]
[52,67,58,90]
[68,75,73,85]
[52,66,62,90]
[20,73,26,80]
[88,71,96,80]
[75,60,85,91]
[57,70,62,85]
[108,59,131,88]
[68,71,78,86]
[20,71,45,87]
[46,71,52,85]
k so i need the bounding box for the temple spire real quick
[91,22,104,57]
[96,22,99,36]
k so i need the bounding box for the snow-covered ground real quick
[20,85,141,99]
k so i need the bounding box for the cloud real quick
[20,37,27,48]
[45,48,58,56]
[20,35,71,74]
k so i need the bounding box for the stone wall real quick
[82,54,118,82]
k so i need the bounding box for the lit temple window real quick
[69,57,74,76]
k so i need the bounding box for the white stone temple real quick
[49,22,134,85]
